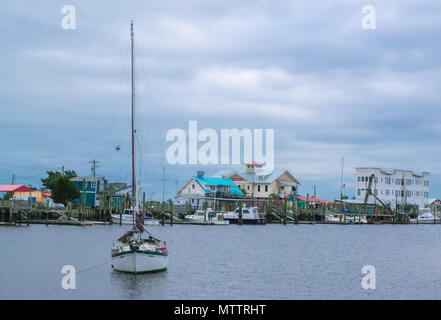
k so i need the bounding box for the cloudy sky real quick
[1,0,440,201]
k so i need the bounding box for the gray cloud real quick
[1,0,440,200]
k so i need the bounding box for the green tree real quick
[41,170,80,206]
[268,193,281,200]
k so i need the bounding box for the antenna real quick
[88,160,100,177]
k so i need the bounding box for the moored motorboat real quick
[112,209,160,226]
[410,208,440,224]
[184,208,229,225]
[223,207,265,224]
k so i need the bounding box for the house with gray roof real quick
[212,162,300,200]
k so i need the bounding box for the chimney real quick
[197,171,205,177]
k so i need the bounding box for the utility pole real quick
[162,167,165,204]
[251,177,254,207]
[11,174,15,185]
[340,157,345,222]
[88,160,100,178]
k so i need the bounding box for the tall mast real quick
[131,21,136,224]
[340,157,344,199]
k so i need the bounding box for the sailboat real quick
[111,21,168,274]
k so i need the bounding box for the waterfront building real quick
[176,172,243,208]
[355,167,430,209]
[213,162,300,200]
[13,190,52,204]
[70,176,107,207]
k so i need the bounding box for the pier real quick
[0,195,434,227]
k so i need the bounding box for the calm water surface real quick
[1,223,441,299]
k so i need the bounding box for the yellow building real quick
[13,190,52,204]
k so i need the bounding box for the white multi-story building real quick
[355,168,430,209]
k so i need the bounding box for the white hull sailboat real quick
[111,21,168,274]
[111,236,169,273]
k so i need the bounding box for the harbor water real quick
[1,224,441,299]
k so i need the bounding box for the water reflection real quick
[110,269,168,299]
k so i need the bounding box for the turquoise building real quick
[70,177,107,207]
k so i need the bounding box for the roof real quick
[278,179,298,187]
[0,185,34,192]
[356,168,430,176]
[214,168,300,185]
[194,177,243,195]
[295,195,335,204]
[244,161,265,166]
[70,176,106,182]
[41,191,52,197]
[114,187,132,197]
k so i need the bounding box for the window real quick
[265,185,268,192]
[192,184,195,189]
[424,192,429,198]
[247,185,250,190]
[91,182,95,189]
[361,177,365,182]
[415,179,421,185]
[374,177,378,183]
[415,191,420,197]
[406,179,412,186]
[385,177,391,184]
[358,176,361,182]
[257,185,261,192]
[381,177,383,183]
[424,180,430,187]
[385,190,390,195]
[357,189,361,196]
[374,189,378,195]
[406,190,412,197]
[291,186,296,192]
[210,186,215,191]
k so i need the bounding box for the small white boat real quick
[223,207,265,224]
[184,208,229,225]
[112,210,160,226]
[325,214,367,224]
[410,208,440,224]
